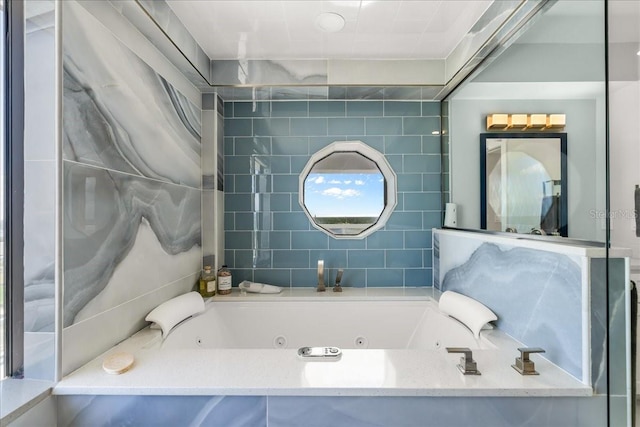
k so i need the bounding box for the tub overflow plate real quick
[297,346,342,359]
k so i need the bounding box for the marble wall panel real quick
[433,230,585,381]
[211,60,328,86]
[57,395,267,427]
[62,274,197,375]
[267,396,606,427]
[56,394,606,427]
[62,0,204,361]
[23,2,57,382]
[63,162,201,326]
[24,161,56,333]
[63,0,201,189]
[215,86,446,102]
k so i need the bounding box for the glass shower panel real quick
[608,1,640,425]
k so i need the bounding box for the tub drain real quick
[354,336,368,348]
[195,336,203,347]
[273,335,288,349]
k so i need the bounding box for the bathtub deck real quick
[54,326,592,397]
[209,286,434,301]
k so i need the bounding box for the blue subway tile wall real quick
[224,99,441,288]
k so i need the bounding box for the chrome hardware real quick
[529,228,546,235]
[333,269,343,292]
[297,346,342,358]
[512,347,546,375]
[317,260,325,292]
[446,347,481,375]
[505,227,518,233]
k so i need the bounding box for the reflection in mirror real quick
[300,141,396,239]
[445,0,606,241]
[480,133,567,236]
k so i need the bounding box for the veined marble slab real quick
[212,60,328,86]
[63,0,201,189]
[54,394,606,427]
[63,162,201,327]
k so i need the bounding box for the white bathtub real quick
[55,290,591,398]
[160,298,496,351]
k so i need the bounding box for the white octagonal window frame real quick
[299,140,397,239]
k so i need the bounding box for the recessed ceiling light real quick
[315,12,345,33]
[637,50,640,56]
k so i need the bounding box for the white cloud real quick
[343,180,352,184]
[328,179,342,184]
[354,180,365,185]
[342,189,360,197]
[322,187,360,198]
[313,176,325,184]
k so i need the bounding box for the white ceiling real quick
[166,0,493,60]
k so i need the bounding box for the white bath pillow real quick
[145,292,205,337]
[439,291,497,339]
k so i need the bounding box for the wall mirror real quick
[480,133,568,236]
[299,141,397,239]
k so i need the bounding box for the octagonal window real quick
[299,141,397,239]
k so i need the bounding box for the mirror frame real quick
[299,140,397,239]
[480,132,568,236]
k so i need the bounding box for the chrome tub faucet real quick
[317,260,325,292]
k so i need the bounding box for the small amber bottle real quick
[217,265,232,295]
[198,266,216,298]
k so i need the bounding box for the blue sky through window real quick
[304,172,385,218]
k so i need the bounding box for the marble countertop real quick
[54,326,592,398]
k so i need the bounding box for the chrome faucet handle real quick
[446,347,481,375]
[512,347,545,375]
[317,260,325,292]
[333,269,343,292]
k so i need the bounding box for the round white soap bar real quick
[102,352,134,375]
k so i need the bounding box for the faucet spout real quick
[317,260,325,292]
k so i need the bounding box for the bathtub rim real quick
[54,289,593,398]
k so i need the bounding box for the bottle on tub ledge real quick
[217,265,232,295]
[198,265,216,298]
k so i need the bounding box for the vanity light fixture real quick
[315,12,346,33]
[509,114,528,130]
[546,114,566,129]
[528,114,547,130]
[486,114,566,131]
[486,114,509,130]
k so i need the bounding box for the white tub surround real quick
[55,294,590,398]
